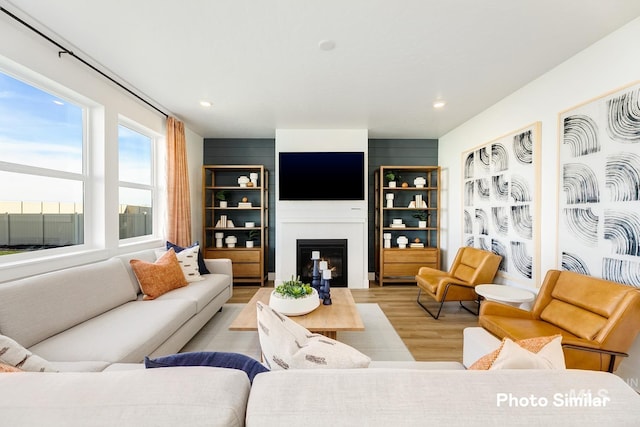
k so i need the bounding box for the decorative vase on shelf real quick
[414,177,426,188]
[215,232,224,248]
[385,193,394,208]
[237,176,250,187]
[250,172,259,187]
[269,277,320,316]
[225,235,237,248]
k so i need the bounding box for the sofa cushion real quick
[256,301,371,370]
[50,361,112,372]
[247,369,640,426]
[130,249,188,300]
[0,334,57,372]
[115,249,159,295]
[29,299,196,363]
[156,245,204,283]
[145,351,269,383]
[167,240,210,274]
[469,335,564,370]
[490,336,565,369]
[153,273,230,312]
[0,258,137,348]
[552,271,631,318]
[540,299,607,340]
[0,367,250,427]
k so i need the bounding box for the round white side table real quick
[475,284,535,308]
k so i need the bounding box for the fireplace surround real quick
[296,239,348,287]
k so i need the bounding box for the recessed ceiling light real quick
[318,39,336,51]
[199,100,212,108]
[52,100,64,106]
[432,100,446,109]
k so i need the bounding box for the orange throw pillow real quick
[469,334,563,370]
[130,248,188,300]
[0,363,23,373]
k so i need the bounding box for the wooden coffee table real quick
[229,288,364,340]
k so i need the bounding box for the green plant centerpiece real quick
[269,276,320,316]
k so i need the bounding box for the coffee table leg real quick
[317,331,337,340]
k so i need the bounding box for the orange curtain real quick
[166,116,192,247]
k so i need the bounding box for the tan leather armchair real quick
[415,247,502,319]
[479,269,640,372]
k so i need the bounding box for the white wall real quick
[439,16,640,282]
[438,16,640,388]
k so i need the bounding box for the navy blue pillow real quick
[166,241,210,274]
[144,352,269,384]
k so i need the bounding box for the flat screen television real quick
[279,151,365,200]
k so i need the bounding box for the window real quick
[118,123,154,240]
[0,71,85,256]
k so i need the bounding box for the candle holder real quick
[320,269,332,305]
[311,258,321,296]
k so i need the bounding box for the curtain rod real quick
[1,6,169,118]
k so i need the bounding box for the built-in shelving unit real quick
[203,165,268,286]
[374,165,440,285]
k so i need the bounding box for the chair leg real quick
[416,285,480,319]
[416,288,445,319]
[458,300,480,316]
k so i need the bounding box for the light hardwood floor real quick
[229,282,480,363]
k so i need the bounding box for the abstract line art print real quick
[558,81,640,287]
[462,122,541,287]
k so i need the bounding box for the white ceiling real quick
[5,0,640,139]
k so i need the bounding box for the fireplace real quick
[296,239,348,287]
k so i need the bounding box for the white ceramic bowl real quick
[269,288,320,316]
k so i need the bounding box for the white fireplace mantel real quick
[276,212,369,289]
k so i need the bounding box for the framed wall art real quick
[462,122,541,288]
[557,81,640,287]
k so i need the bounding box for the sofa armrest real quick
[204,258,233,279]
[479,300,534,318]
[443,278,476,289]
[416,266,445,276]
[561,343,629,373]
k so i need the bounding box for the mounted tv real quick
[279,151,365,201]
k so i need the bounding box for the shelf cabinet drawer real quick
[383,248,439,263]
[233,263,261,277]
[208,249,261,263]
[383,263,426,277]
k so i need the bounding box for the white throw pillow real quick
[490,336,566,370]
[155,245,204,282]
[0,334,58,372]
[256,301,371,370]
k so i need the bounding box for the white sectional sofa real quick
[2,253,640,426]
[2,366,640,426]
[0,248,233,370]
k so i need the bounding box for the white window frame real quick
[0,65,91,262]
[117,116,164,246]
